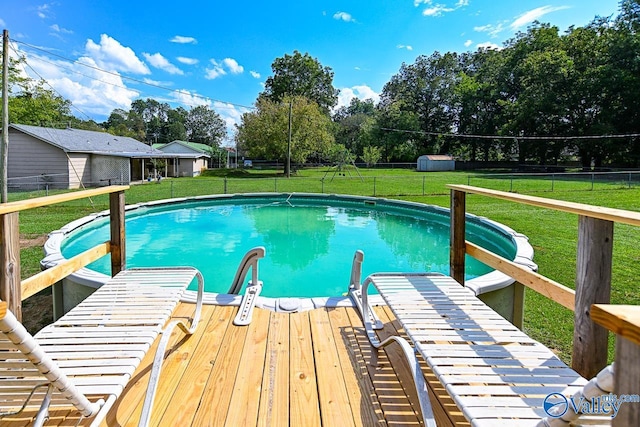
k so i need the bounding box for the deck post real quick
[613,336,640,426]
[0,212,21,320]
[572,215,612,378]
[450,189,466,285]
[109,190,126,276]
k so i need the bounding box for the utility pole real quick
[287,101,292,178]
[1,29,9,203]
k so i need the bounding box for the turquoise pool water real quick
[60,195,517,298]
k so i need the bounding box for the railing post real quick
[109,190,126,276]
[450,189,466,285]
[572,215,613,378]
[613,337,640,426]
[0,212,21,320]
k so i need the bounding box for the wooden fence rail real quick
[447,184,637,380]
[0,186,128,321]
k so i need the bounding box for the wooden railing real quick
[0,186,128,321]
[448,184,640,425]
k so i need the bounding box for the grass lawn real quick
[14,167,640,363]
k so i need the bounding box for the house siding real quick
[7,128,70,189]
[67,153,91,189]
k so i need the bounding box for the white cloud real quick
[250,70,261,79]
[37,4,52,19]
[205,58,244,79]
[456,0,469,6]
[474,22,506,38]
[0,18,5,27]
[397,44,414,51]
[511,6,571,31]
[423,6,454,17]
[16,44,140,118]
[143,52,184,75]
[223,58,244,74]
[172,89,211,108]
[477,41,502,50]
[143,77,173,86]
[414,0,432,6]
[213,101,250,136]
[170,35,197,44]
[177,56,198,65]
[205,60,226,80]
[333,11,355,22]
[464,39,473,47]
[336,85,380,110]
[50,24,72,34]
[85,34,150,75]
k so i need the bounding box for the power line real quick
[11,38,256,112]
[379,127,640,141]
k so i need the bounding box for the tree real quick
[185,105,226,147]
[333,98,377,158]
[260,51,339,114]
[236,96,335,176]
[380,52,461,156]
[8,81,73,126]
[362,145,382,167]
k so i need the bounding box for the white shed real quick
[417,155,455,172]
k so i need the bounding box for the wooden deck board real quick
[2,303,462,427]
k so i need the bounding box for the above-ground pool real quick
[43,193,535,307]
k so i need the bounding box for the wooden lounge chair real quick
[0,266,204,427]
[352,271,612,426]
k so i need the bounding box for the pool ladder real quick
[228,247,266,326]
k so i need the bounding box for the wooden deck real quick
[1,304,469,427]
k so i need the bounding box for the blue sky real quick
[2,1,621,143]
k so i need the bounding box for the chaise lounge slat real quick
[0,266,204,427]
[354,272,612,427]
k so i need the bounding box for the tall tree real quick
[185,105,226,146]
[236,96,335,176]
[259,51,339,114]
[380,52,461,156]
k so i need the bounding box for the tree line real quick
[3,0,640,170]
[237,1,640,169]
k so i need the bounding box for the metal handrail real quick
[227,247,266,294]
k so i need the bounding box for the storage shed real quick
[417,154,455,172]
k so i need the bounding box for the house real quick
[153,140,211,177]
[7,124,167,189]
[417,154,455,172]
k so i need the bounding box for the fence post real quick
[321,178,324,194]
[224,177,228,194]
[510,175,513,192]
[109,190,126,276]
[422,176,426,196]
[629,172,632,189]
[0,212,21,321]
[572,215,613,378]
[551,174,555,192]
[373,177,377,197]
[274,178,277,192]
[171,180,174,198]
[450,189,466,285]
[591,173,594,191]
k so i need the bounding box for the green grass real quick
[14,168,640,363]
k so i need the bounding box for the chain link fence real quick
[6,170,640,202]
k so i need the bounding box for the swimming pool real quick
[43,193,534,305]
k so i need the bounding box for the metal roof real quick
[10,124,168,158]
